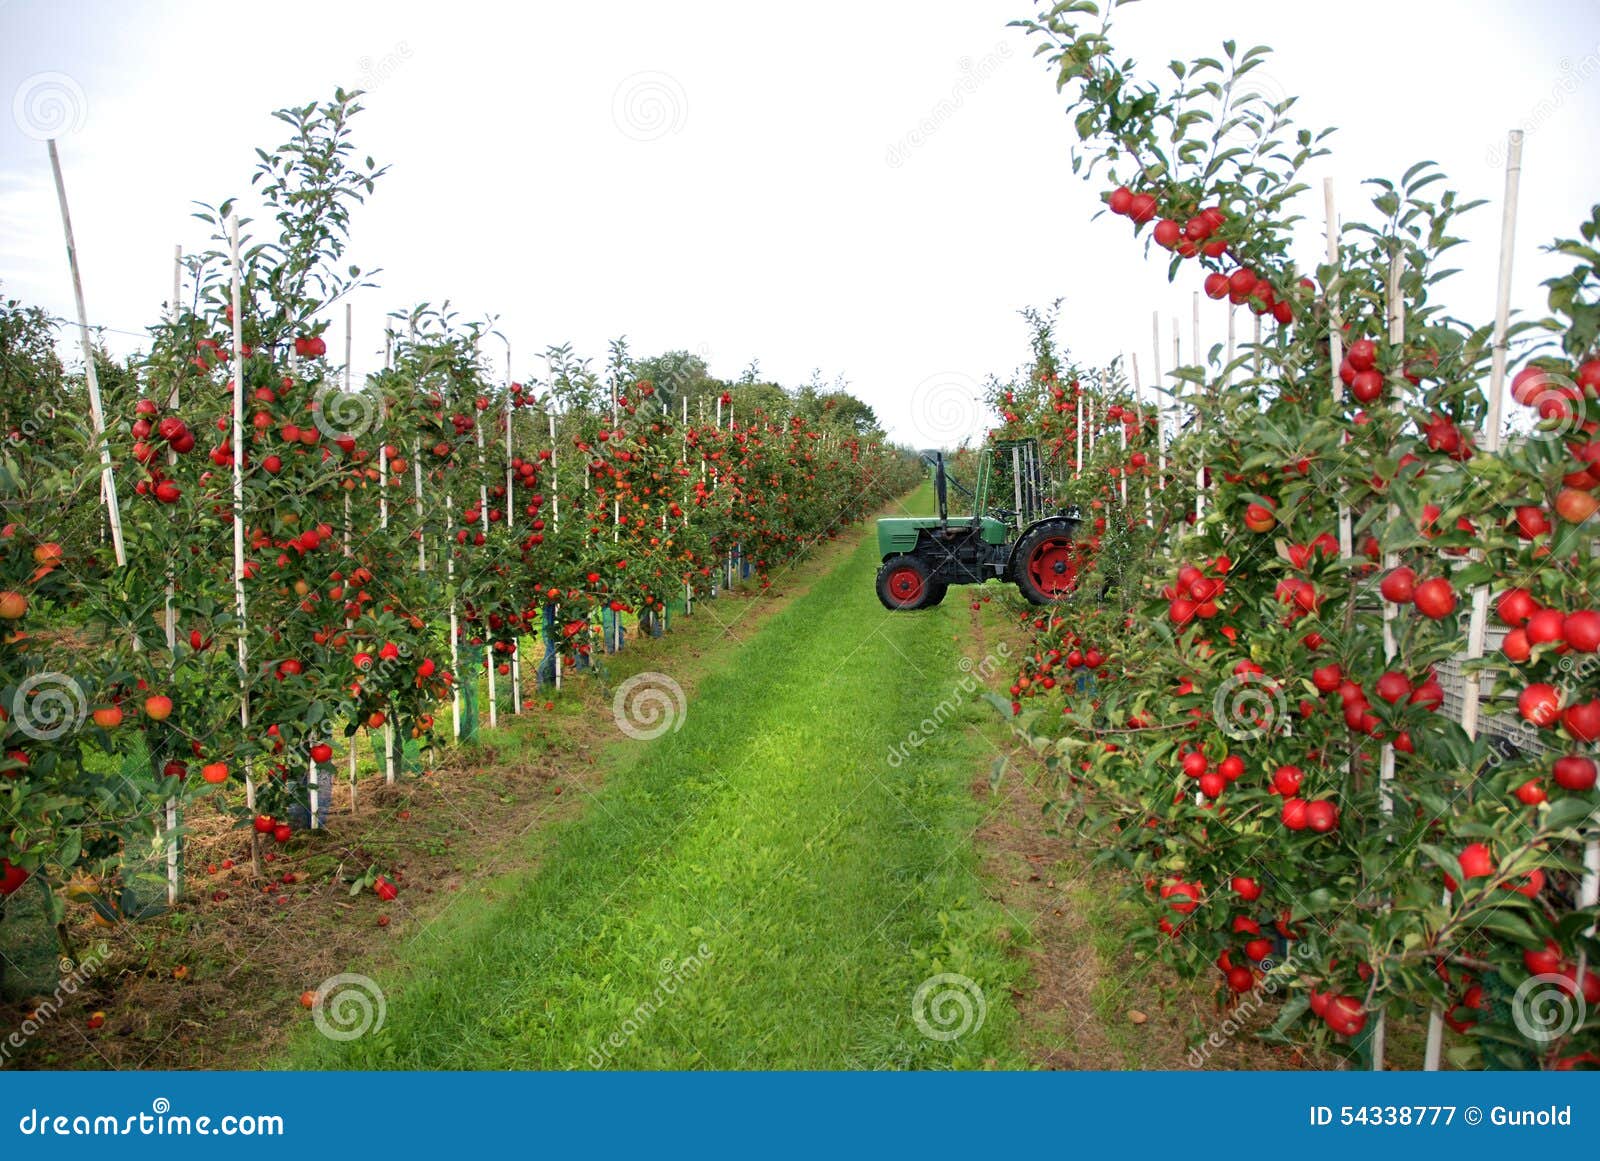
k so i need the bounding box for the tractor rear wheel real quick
[1012,522,1079,605]
[876,555,936,611]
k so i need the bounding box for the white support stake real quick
[1326,178,1354,561]
[448,490,461,742]
[476,414,496,730]
[226,216,261,879]
[1074,392,1084,477]
[1424,129,1525,1072]
[1371,250,1406,1073]
[1151,315,1166,483]
[504,342,520,715]
[162,243,183,904]
[48,140,126,567]
[548,411,560,532]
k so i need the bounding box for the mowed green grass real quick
[292,495,1026,1069]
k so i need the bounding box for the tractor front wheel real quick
[1012,522,1080,605]
[876,555,937,611]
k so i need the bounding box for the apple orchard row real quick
[979,7,1599,1068]
[0,91,922,928]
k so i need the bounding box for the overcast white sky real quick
[3,0,1599,447]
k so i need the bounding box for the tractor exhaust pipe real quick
[935,452,949,525]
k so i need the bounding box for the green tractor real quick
[875,437,1082,610]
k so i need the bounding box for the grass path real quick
[294,493,1026,1069]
